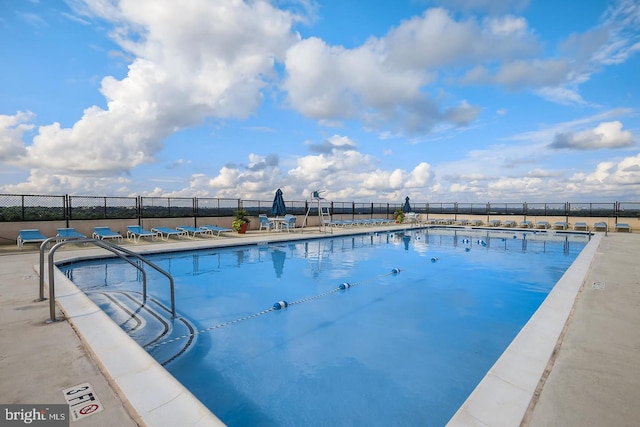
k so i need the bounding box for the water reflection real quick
[271,249,286,278]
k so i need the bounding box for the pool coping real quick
[43,227,600,426]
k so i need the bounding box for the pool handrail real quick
[39,237,175,323]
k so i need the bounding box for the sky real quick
[1,0,639,204]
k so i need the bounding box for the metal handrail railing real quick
[37,237,146,302]
[38,238,175,323]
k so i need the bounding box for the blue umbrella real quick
[402,196,412,213]
[271,188,286,217]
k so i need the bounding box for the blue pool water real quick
[61,228,588,426]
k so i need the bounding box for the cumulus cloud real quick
[564,152,640,198]
[0,112,31,161]
[443,100,481,126]
[494,59,572,90]
[485,15,528,36]
[2,1,639,202]
[288,143,435,201]
[307,135,357,154]
[1,169,132,195]
[203,153,285,199]
[283,7,552,133]
[9,0,298,178]
[384,10,538,69]
[549,121,635,150]
[177,135,436,202]
[283,36,441,132]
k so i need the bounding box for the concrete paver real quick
[524,233,640,427]
[0,253,137,426]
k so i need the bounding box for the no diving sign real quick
[62,383,104,421]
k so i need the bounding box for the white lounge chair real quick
[553,222,568,230]
[126,225,157,243]
[615,223,631,232]
[151,227,186,241]
[17,229,49,250]
[519,220,534,228]
[573,222,589,231]
[199,225,233,237]
[56,227,86,240]
[177,226,212,238]
[593,222,608,232]
[536,221,551,229]
[92,226,123,242]
[502,220,516,228]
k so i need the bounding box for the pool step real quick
[87,290,197,366]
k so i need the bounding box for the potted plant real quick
[394,208,405,223]
[232,208,251,234]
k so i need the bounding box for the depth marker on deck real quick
[62,382,104,421]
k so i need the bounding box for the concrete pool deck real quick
[0,226,638,426]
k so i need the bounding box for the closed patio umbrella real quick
[272,188,286,217]
[402,196,412,213]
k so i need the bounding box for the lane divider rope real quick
[145,238,470,350]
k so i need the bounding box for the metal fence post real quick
[65,194,70,227]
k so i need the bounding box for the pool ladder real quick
[37,237,175,323]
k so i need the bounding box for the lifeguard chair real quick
[303,190,332,233]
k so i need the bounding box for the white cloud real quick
[169,136,436,202]
[283,36,437,130]
[535,86,586,105]
[307,134,357,154]
[494,59,572,90]
[2,1,639,203]
[485,15,528,36]
[17,12,47,28]
[0,112,31,161]
[507,109,633,144]
[1,169,132,195]
[535,0,640,105]
[284,6,553,133]
[549,121,635,150]
[204,153,284,199]
[564,152,640,198]
[593,0,640,65]
[8,0,298,177]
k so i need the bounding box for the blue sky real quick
[1,0,639,203]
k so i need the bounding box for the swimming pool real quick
[60,228,589,426]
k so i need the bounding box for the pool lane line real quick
[144,306,277,350]
[144,247,459,351]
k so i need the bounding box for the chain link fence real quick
[69,196,138,219]
[1,193,638,222]
[0,194,66,221]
